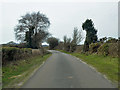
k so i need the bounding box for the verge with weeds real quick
[58,50,118,86]
[2,53,52,88]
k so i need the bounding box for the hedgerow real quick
[2,47,32,65]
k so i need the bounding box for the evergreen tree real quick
[82,19,98,52]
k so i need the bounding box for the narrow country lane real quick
[22,50,115,88]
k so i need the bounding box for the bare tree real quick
[71,27,83,45]
[63,35,71,51]
[70,27,83,52]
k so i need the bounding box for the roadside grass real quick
[2,53,52,88]
[58,50,118,85]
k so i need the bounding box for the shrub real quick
[98,43,109,56]
[89,42,101,53]
[32,49,41,56]
[75,45,84,53]
[70,43,76,52]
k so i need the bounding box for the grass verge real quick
[58,50,118,85]
[2,53,52,88]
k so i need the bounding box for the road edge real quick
[60,51,118,88]
[19,54,52,88]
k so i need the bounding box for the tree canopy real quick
[14,11,50,48]
[47,37,59,49]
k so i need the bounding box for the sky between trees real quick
[0,1,118,44]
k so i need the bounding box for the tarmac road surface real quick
[22,50,115,88]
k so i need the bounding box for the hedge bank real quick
[2,47,32,65]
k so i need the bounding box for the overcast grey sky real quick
[0,1,118,44]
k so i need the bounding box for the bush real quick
[89,42,101,53]
[2,47,32,65]
[70,43,76,52]
[32,49,41,56]
[75,45,84,53]
[108,43,118,57]
[98,43,109,56]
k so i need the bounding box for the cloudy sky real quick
[0,0,118,44]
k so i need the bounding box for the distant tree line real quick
[48,19,97,52]
[13,11,119,54]
[62,27,83,52]
[46,27,83,52]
